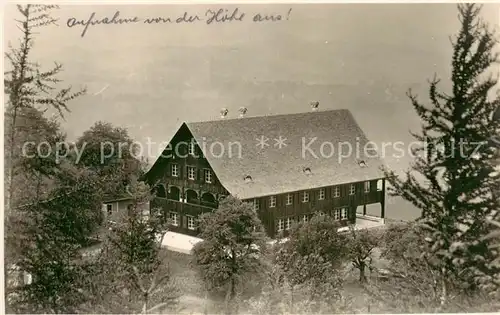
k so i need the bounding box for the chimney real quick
[220,108,228,119]
[239,107,247,118]
[310,101,319,111]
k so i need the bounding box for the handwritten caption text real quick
[66,8,293,38]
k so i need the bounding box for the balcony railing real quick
[151,197,217,216]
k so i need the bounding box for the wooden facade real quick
[147,124,229,236]
[146,124,386,238]
[248,179,385,237]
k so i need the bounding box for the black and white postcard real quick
[3,2,500,314]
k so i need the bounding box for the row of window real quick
[169,212,261,233]
[168,207,348,233]
[276,208,349,232]
[169,212,197,230]
[154,185,218,204]
[171,164,212,183]
[252,182,375,211]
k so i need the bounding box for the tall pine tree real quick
[384,3,500,307]
[4,4,86,213]
[3,5,108,313]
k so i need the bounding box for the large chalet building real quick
[144,108,386,238]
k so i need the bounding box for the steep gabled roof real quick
[180,109,385,199]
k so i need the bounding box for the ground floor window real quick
[169,212,179,226]
[187,215,196,230]
[277,219,285,232]
[334,208,349,220]
[302,214,308,223]
[285,217,294,230]
[341,207,348,220]
[334,209,340,220]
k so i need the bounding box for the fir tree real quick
[9,164,104,313]
[384,3,500,307]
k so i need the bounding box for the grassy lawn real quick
[161,248,388,314]
[162,247,489,314]
[162,250,205,297]
[161,250,218,314]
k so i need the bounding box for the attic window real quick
[244,175,253,183]
[358,160,367,168]
[303,167,312,175]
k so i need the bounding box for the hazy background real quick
[4,3,500,220]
